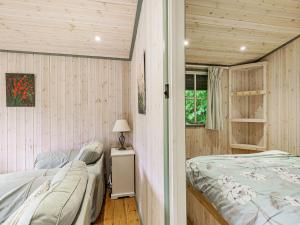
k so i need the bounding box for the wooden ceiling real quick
[186,0,300,65]
[0,0,138,59]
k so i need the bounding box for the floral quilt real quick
[186,150,300,225]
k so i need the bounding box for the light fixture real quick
[240,46,247,52]
[184,40,189,46]
[112,119,131,150]
[94,35,102,42]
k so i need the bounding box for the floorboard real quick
[94,190,192,225]
[93,191,141,225]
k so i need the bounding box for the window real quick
[185,70,208,125]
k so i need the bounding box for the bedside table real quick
[111,148,135,199]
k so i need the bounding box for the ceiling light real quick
[184,40,189,46]
[94,36,101,42]
[240,46,247,51]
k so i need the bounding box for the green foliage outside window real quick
[185,90,208,125]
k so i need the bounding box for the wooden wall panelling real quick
[65,56,74,151]
[50,56,59,152]
[187,189,221,225]
[102,60,109,147]
[185,69,230,158]
[57,56,66,151]
[73,57,81,150]
[7,53,17,172]
[33,55,42,163]
[108,61,116,147]
[129,0,165,224]
[16,54,26,171]
[264,37,300,155]
[24,53,34,170]
[0,52,8,173]
[41,55,51,153]
[0,52,130,173]
[80,57,88,146]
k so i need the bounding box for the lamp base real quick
[119,132,126,150]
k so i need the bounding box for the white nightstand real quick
[111,147,135,199]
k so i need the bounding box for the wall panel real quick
[186,69,230,158]
[264,37,300,155]
[0,52,130,173]
[129,0,165,224]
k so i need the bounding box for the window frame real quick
[185,70,208,127]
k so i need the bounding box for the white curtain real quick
[206,67,223,130]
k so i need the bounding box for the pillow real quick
[75,141,103,165]
[34,151,69,169]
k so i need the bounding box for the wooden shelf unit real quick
[229,62,267,151]
[231,144,266,151]
[231,90,266,97]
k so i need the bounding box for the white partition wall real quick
[167,0,186,225]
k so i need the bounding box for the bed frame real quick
[187,185,229,225]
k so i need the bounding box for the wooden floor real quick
[94,191,141,225]
[93,190,192,225]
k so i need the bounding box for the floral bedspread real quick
[186,150,300,225]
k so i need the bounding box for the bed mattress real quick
[186,150,300,225]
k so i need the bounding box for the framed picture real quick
[6,73,35,107]
[138,51,146,114]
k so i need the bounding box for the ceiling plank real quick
[0,0,138,59]
[186,0,300,65]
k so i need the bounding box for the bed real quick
[186,150,300,225]
[0,152,105,224]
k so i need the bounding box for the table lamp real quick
[112,119,131,150]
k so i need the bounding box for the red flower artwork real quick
[6,73,35,107]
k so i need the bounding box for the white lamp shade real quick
[112,119,131,132]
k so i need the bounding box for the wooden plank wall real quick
[186,69,230,158]
[0,52,130,173]
[264,37,300,155]
[187,189,221,225]
[129,0,165,225]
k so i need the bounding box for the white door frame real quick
[168,0,186,225]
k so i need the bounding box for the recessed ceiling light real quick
[240,46,247,51]
[95,36,101,42]
[184,40,189,46]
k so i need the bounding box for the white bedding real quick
[0,155,105,225]
[2,161,88,225]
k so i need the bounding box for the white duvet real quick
[1,161,88,225]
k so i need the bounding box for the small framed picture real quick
[6,73,35,107]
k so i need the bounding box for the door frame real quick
[167,0,186,225]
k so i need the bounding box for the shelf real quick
[230,118,266,123]
[229,62,267,154]
[231,90,266,97]
[231,144,266,151]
